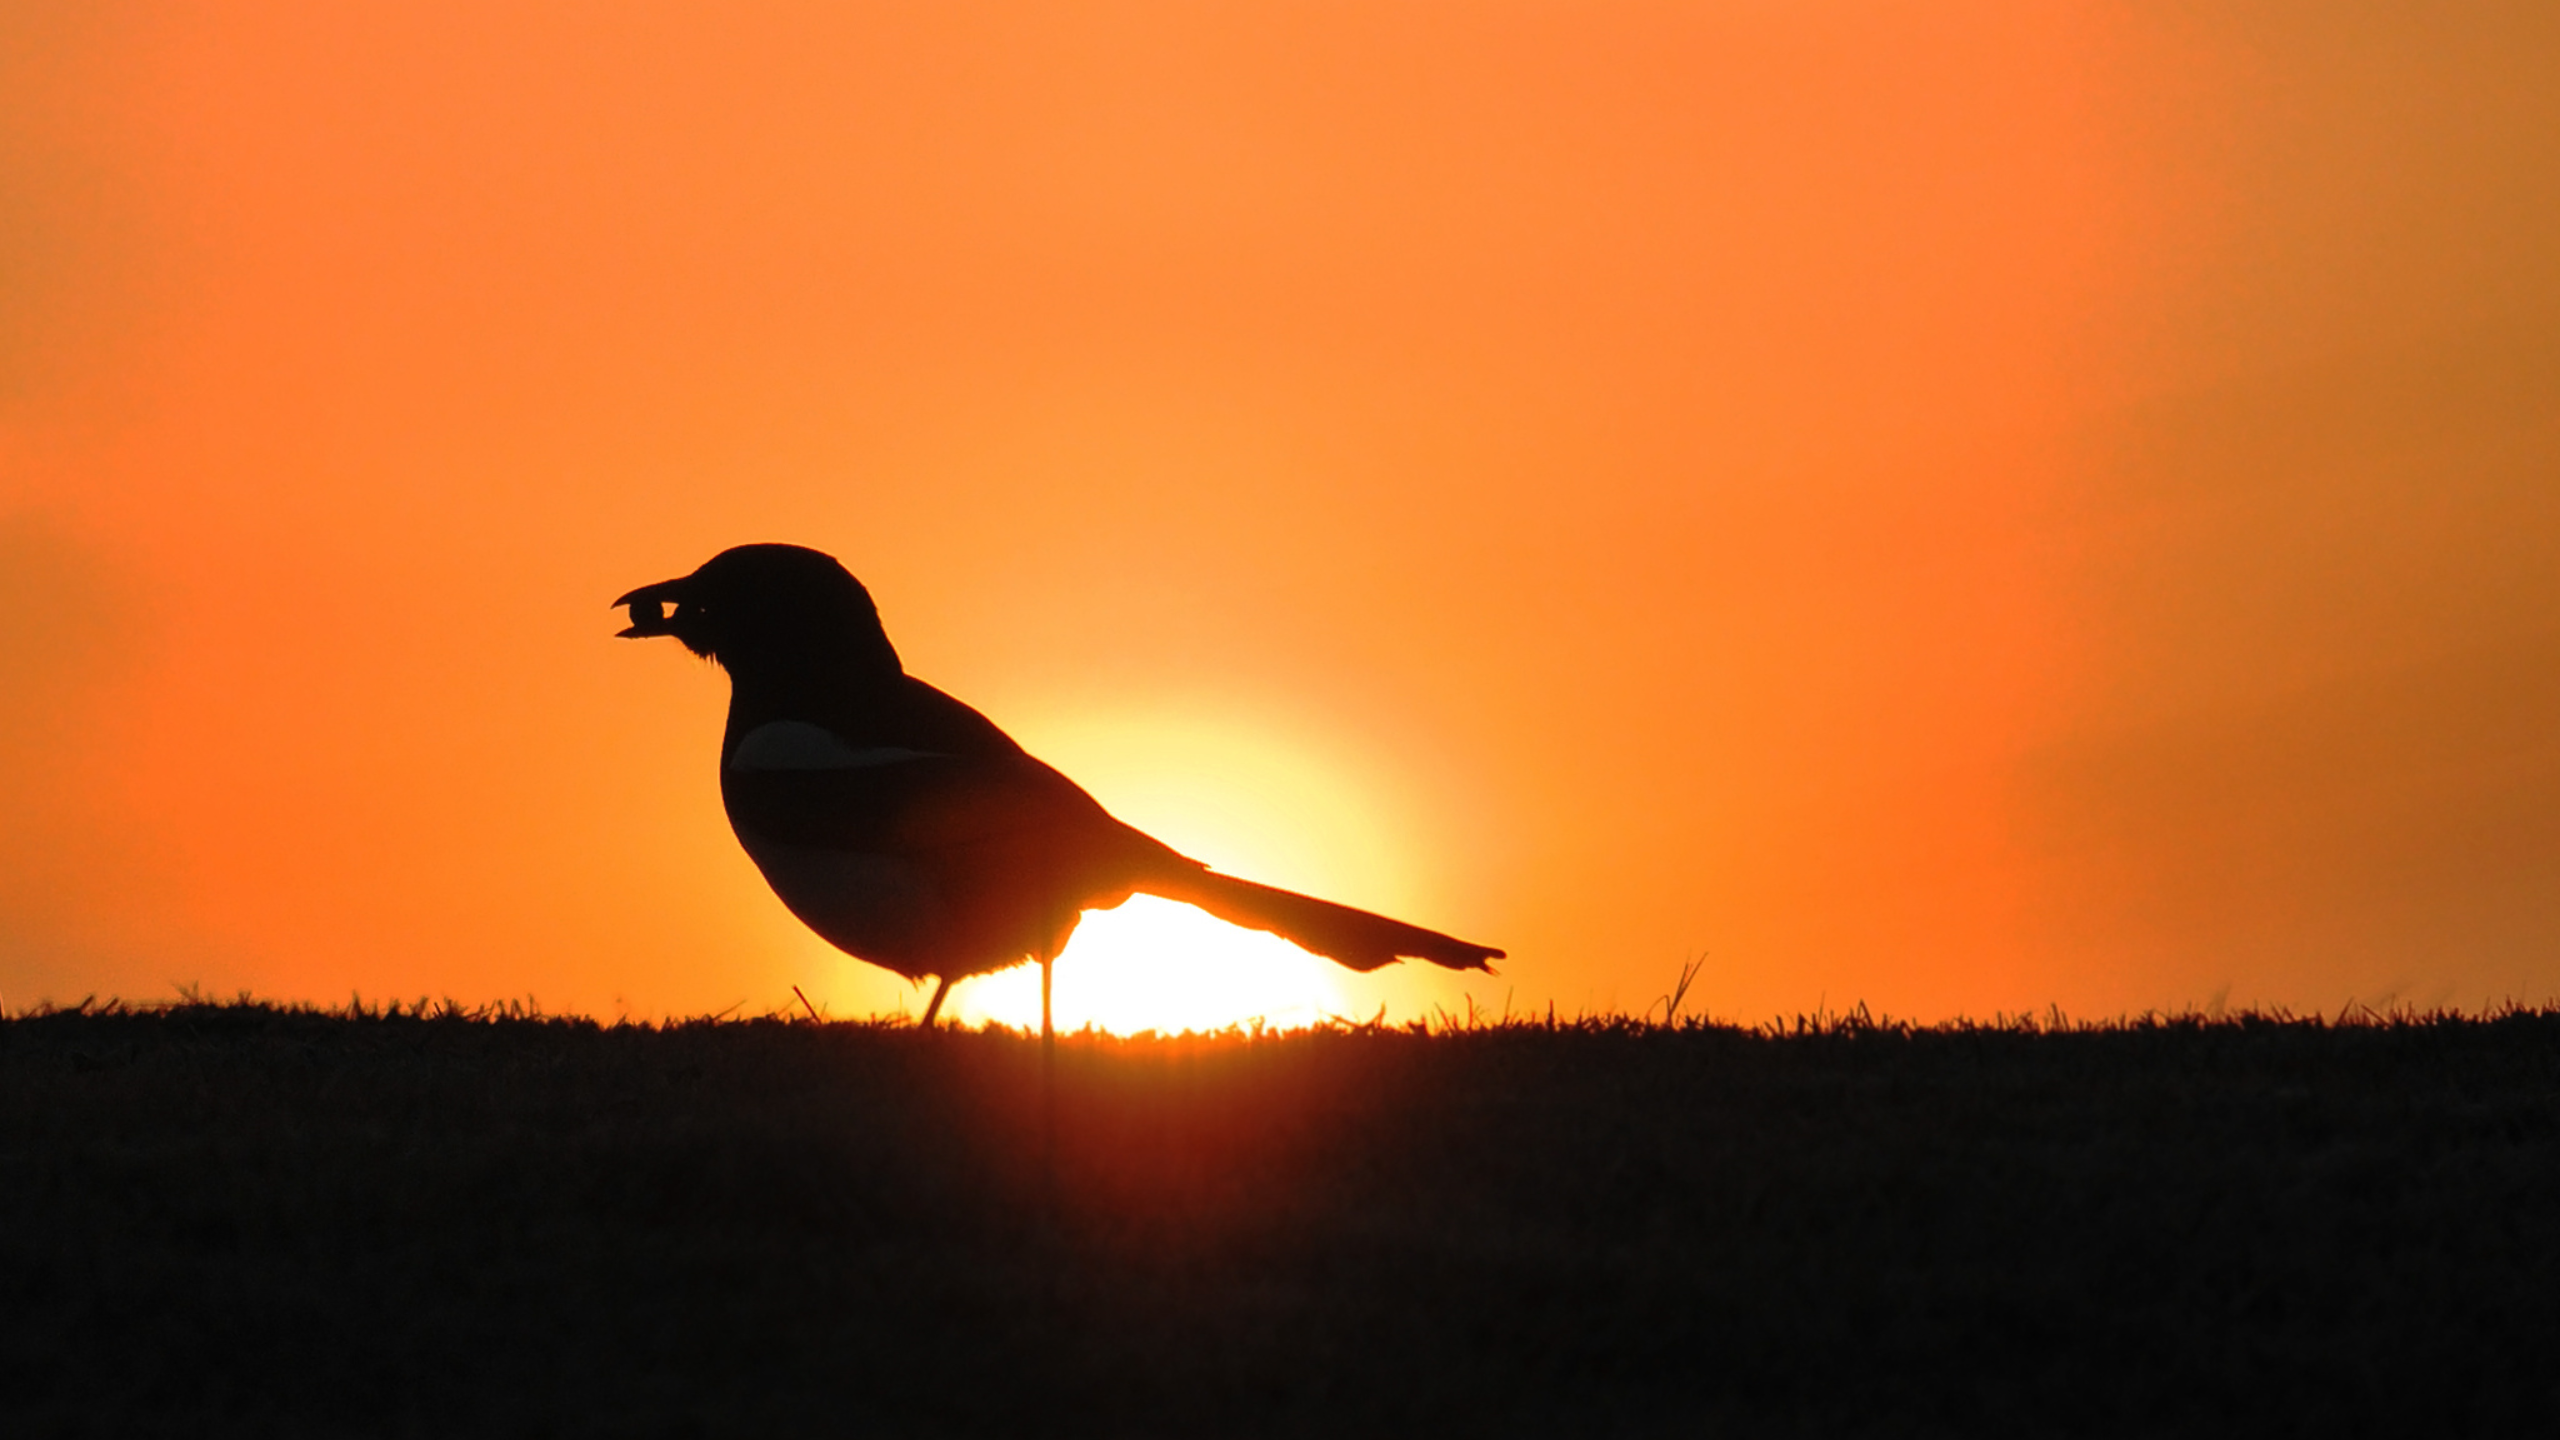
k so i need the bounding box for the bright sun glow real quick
[950,896,1354,1033]
[931,703,1429,1034]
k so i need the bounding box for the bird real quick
[614,543,1502,1035]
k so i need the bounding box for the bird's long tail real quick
[1140,870,1502,973]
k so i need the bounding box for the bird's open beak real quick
[613,579,686,638]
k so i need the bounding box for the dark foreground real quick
[5,1002,2559,1437]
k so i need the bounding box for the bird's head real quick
[614,543,900,678]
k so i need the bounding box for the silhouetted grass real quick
[6,996,2559,1436]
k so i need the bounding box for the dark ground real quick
[4,1000,2558,1437]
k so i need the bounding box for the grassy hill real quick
[5,999,2557,1435]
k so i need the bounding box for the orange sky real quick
[5,3,2557,1025]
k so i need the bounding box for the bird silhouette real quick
[616,543,1502,1032]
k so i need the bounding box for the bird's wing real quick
[722,687,1189,884]
[722,744,1132,853]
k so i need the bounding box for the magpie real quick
[615,543,1502,1031]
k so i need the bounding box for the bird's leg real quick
[919,975,952,1030]
[1038,942,1061,1232]
[1040,952,1056,1144]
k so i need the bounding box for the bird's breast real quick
[729,821,948,978]
[718,718,965,976]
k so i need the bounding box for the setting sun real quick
[948,898,1352,1034]
[938,703,1441,1033]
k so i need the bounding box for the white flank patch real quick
[730,720,941,771]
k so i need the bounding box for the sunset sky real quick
[5,3,2556,1027]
